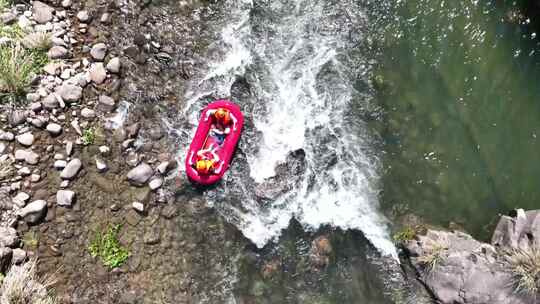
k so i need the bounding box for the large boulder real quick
[402,229,535,304]
[492,209,540,250]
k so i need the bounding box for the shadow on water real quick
[370,0,540,239]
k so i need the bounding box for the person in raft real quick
[193,108,237,175]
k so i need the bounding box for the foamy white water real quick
[182,0,398,259]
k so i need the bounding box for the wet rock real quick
[56,190,75,207]
[149,177,163,190]
[91,43,107,61]
[18,200,47,224]
[106,57,121,73]
[132,201,144,213]
[42,94,59,110]
[98,95,115,112]
[16,133,34,147]
[46,123,62,136]
[60,158,81,180]
[127,163,153,186]
[11,248,26,264]
[32,1,54,24]
[48,46,69,59]
[9,110,27,127]
[156,160,177,175]
[76,10,90,22]
[0,247,12,272]
[0,227,18,247]
[58,84,83,102]
[98,145,110,154]
[161,205,178,219]
[89,63,107,84]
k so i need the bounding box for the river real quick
[112,0,540,302]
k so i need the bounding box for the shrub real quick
[81,128,95,145]
[0,259,57,304]
[417,243,447,273]
[88,224,129,269]
[504,248,540,297]
[393,226,417,242]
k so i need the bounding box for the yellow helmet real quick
[195,159,214,175]
[214,108,231,126]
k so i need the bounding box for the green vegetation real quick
[88,224,130,269]
[0,22,49,103]
[393,226,417,242]
[22,231,39,249]
[418,243,448,273]
[82,128,95,145]
[504,248,540,297]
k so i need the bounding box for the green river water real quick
[374,0,540,240]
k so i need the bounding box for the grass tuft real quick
[88,224,130,269]
[0,259,57,304]
[393,226,417,242]
[81,128,95,146]
[21,32,52,51]
[504,248,540,297]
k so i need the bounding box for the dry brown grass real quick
[0,259,57,304]
[504,248,540,297]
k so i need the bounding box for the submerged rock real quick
[56,190,75,207]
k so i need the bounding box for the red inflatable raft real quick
[185,100,244,185]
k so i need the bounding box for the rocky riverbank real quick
[399,209,540,304]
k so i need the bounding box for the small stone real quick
[61,0,72,8]
[60,180,69,188]
[30,174,40,182]
[100,12,110,23]
[54,160,67,169]
[70,120,82,136]
[9,111,27,127]
[60,69,72,80]
[32,1,54,24]
[0,227,18,247]
[24,151,39,165]
[0,131,14,141]
[46,123,62,136]
[0,143,5,154]
[95,158,107,172]
[12,192,30,208]
[149,177,163,190]
[54,153,64,160]
[76,10,90,22]
[60,159,81,180]
[90,43,107,61]
[30,117,47,129]
[81,108,96,119]
[16,133,34,147]
[132,202,144,213]
[98,95,115,112]
[156,160,177,175]
[18,200,47,224]
[43,62,60,75]
[18,167,31,176]
[29,102,42,112]
[14,149,28,161]
[58,84,82,102]
[99,146,110,154]
[48,46,69,59]
[89,63,107,84]
[56,190,75,207]
[66,141,73,156]
[42,94,59,110]
[11,248,26,264]
[1,12,17,25]
[127,163,153,186]
[106,57,121,73]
